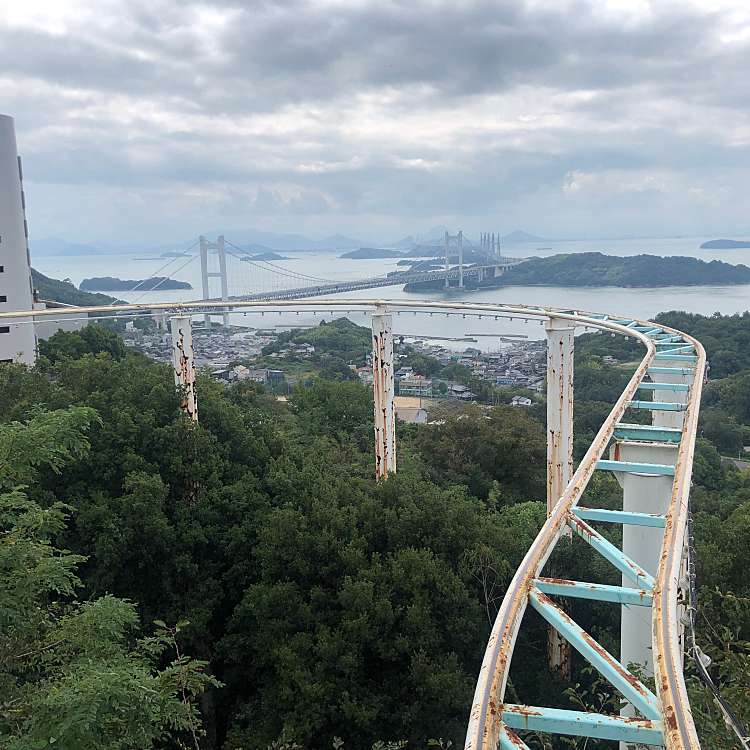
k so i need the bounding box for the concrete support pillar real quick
[170,315,198,421]
[650,365,690,430]
[545,317,575,678]
[546,318,575,515]
[199,235,210,327]
[611,440,677,742]
[372,308,396,479]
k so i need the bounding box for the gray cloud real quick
[1,0,749,242]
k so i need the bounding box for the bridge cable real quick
[223,242,332,284]
[223,239,333,284]
[129,253,198,305]
[107,239,199,304]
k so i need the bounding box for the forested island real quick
[499,252,750,286]
[405,252,750,291]
[700,238,750,249]
[241,251,290,261]
[80,276,193,291]
[341,247,404,258]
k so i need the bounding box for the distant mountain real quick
[700,239,750,249]
[392,234,418,249]
[31,237,102,257]
[208,229,364,252]
[501,230,546,244]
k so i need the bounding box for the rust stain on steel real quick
[500,725,527,748]
[537,576,578,587]
[567,513,653,580]
[651,324,705,749]
[172,323,198,421]
[466,310,659,750]
[535,591,653,698]
[372,319,396,480]
[503,704,542,731]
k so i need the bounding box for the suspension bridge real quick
[5,296,724,750]
[123,235,525,308]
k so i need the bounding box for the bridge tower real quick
[199,235,230,328]
[443,231,464,289]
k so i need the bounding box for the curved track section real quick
[1,299,705,749]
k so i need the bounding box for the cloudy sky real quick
[2,0,749,245]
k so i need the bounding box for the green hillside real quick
[31,268,119,306]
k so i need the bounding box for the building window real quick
[0,266,4,272]
[0,296,6,303]
[0,327,10,334]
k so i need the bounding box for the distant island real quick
[241,251,290,261]
[340,248,404,259]
[700,239,750,249]
[404,252,750,292]
[80,277,193,291]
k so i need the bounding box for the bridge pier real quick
[170,315,198,421]
[545,317,575,678]
[372,308,396,479]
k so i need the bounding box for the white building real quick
[0,114,36,364]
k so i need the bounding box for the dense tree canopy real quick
[0,407,218,750]
[1,310,748,748]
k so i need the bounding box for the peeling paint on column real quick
[170,315,198,422]
[544,317,575,680]
[372,309,396,479]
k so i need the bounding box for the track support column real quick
[650,365,690,430]
[372,307,396,479]
[610,439,677,741]
[170,315,198,422]
[546,318,575,514]
[545,317,575,678]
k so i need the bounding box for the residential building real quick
[0,114,36,364]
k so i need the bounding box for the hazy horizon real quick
[2,0,750,245]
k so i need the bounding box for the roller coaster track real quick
[3,298,705,749]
